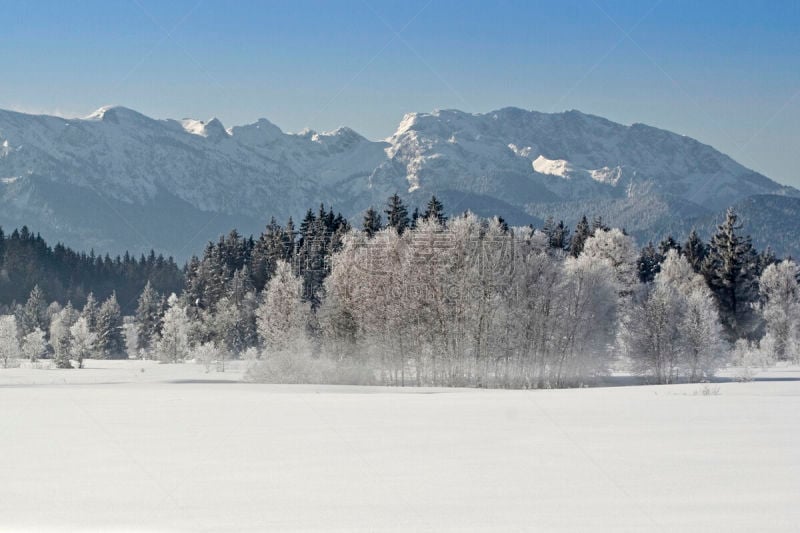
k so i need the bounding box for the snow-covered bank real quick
[0,361,798,532]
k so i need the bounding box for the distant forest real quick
[0,226,183,315]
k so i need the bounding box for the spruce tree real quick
[682,230,707,273]
[362,207,383,237]
[637,242,662,283]
[95,293,125,359]
[135,281,163,352]
[543,218,570,251]
[658,235,680,256]
[422,195,447,225]
[82,292,99,332]
[701,208,760,340]
[569,215,591,257]
[384,193,410,234]
[410,207,420,229]
[20,285,48,336]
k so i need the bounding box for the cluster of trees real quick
[1,195,797,387]
[0,286,124,368]
[0,226,183,314]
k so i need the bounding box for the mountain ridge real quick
[0,105,797,259]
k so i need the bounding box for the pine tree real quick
[20,285,48,336]
[543,217,570,251]
[569,215,591,257]
[384,193,410,234]
[410,207,420,229]
[757,247,778,276]
[591,215,610,233]
[82,292,99,332]
[682,230,707,273]
[702,208,760,340]
[422,195,447,225]
[135,281,163,352]
[362,207,383,237]
[637,242,662,283]
[658,235,680,256]
[95,293,125,359]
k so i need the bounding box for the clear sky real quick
[2,0,799,187]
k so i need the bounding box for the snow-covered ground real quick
[1,361,798,532]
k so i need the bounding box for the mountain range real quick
[1,105,797,260]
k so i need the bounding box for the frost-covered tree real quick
[702,208,759,340]
[19,285,48,336]
[157,294,191,363]
[123,318,139,359]
[95,293,125,359]
[192,341,219,372]
[50,303,79,368]
[659,251,726,380]
[21,327,48,363]
[758,260,800,362]
[0,315,20,368]
[212,291,257,358]
[135,281,163,352]
[69,317,95,369]
[558,254,619,385]
[256,260,310,355]
[622,283,685,384]
[81,292,99,332]
[581,228,639,294]
[624,250,725,383]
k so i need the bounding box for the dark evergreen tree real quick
[569,215,591,257]
[384,193,410,234]
[682,230,707,273]
[637,242,662,283]
[701,208,760,340]
[757,246,778,276]
[543,217,570,251]
[362,207,383,238]
[591,216,610,233]
[410,207,420,229]
[658,235,680,256]
[422,195,447,225]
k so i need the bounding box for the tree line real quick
[0,226,183,315]
[0,195,797,386]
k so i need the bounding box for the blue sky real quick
[1,0,799,186]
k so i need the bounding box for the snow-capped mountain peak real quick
[0,105,796,258]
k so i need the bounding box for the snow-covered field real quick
[1,361,798,532]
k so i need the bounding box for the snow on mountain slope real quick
[382,107,796,210]
[0,105,795,258]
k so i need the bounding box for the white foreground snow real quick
[0,361,798,532]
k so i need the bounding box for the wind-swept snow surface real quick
[0,361,798,532]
